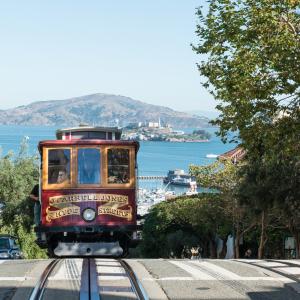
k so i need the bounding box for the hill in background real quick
[185,110,219,120]
[0,93,210,128]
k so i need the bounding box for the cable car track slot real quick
[80,258,100,300]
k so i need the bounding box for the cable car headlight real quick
[82,208,96,222]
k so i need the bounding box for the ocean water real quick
[0,125,234,192]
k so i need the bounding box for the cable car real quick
[36,126,139,257]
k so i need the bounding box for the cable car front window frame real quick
[105,146,135,188]
[43,147,73,189]
[42,145,136,190]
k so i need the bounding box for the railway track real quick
[29,259,62,300]
[29,258,147,300]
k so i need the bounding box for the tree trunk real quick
[235,231,240,259]
[209,238,217,258]
[293,231,300,259]
[258,210,266,259]
[219,235,228,259]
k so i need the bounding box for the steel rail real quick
[80,258,100,300]
[240,259,300,284]
[119,259,147,300]
[29,259,61,300]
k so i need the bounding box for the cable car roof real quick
[38,139,139,152]
[56,126,122,140]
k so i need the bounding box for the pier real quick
[137,176,165,180]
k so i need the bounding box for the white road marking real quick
[96,259,116,263]
[255,261,287,267]
[97,264,127,281]
[170,261,215,280]
[0,277,30,281]
[49,259,82,280]
[275,260,300,266]
[143,276,293,282]
[0,261,5,265]
[95,261,120,267]
[276,267,300,275]
[235,259,262,263]
[191,261,241,280]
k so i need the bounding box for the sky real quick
[0,1,215,112]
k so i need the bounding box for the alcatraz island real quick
[122,119,211,142]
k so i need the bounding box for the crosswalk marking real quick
[96,260,120,266]
[170,261,215,280]
[167,260,300,283]
[273,260,300,266]
[191,261,241,280]
[97,263,128,281]
[276,267,300,275]
[49,259,82,280]
[254,261,287,267]
[0,277,30,281]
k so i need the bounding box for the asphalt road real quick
[0,259,299,300]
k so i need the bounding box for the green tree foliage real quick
[190,160,258,258]
[193,0,300,258]
[0,141,47,258]
[141,194,231,258]
[193,0,300,146]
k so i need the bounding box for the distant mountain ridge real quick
[0,93,209,128]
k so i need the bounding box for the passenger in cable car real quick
[48,149,70,184]
[56,169,70,184]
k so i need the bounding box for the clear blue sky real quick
[0,1,214,112]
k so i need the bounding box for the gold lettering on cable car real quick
[46,193,132,222]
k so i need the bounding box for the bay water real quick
[0,125,234,193]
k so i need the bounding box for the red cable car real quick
[36,126,140,257]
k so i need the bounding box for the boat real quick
[163,169,196,186]
[206,153,219,158]
[185,190,198,196]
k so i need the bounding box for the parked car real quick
[0,235,23,259]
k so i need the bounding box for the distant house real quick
[148,122,160,128]
[218,146,246,164]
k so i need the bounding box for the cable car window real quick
[89,131,106,139]
[71,132,89,139]
[107,149,130,184]
[78,148,101,184]
[48,149,70,184]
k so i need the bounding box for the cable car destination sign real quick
[46,193,132,222]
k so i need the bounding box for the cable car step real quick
[53,241,123,256]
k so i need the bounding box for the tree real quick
[190,160,257,258]
[193,0,300,147]
[141,194,230,258]
[193,0,300,258]
[0,141,46,258]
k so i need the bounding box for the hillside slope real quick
[0,93,209,128]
